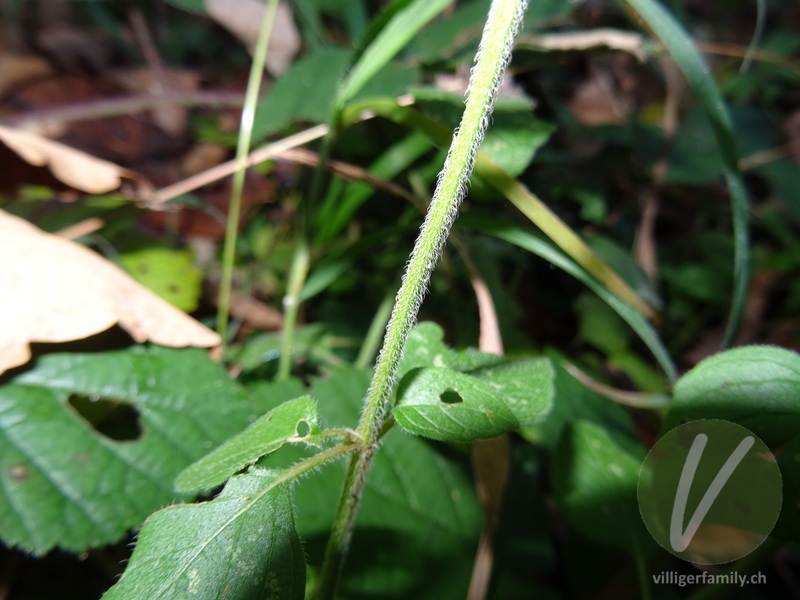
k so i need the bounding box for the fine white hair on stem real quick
[360,0,529,432]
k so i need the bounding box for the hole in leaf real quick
[68,394,143,441]
[7,464,29,481]
[296,419,311,438]
[439,388,463,405]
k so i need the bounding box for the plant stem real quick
[315,1,528,597]
[354,290,395,368]
[216,0,280,350]
[277,238,310,379]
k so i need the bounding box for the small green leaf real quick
[396,321,451,377]
[103,468,305,600]
[395,367,518,441]
[394,358,553,442]
[553,420,652,553]
[175,396,320,493]
[667,345,800,447]
[120,247,204,312]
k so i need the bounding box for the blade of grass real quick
[336,0,451,107]
[315,131,432,243]
[355,290,395,368]
[461,216,677,383]
[623,0,750,348]
[217,0,280,349]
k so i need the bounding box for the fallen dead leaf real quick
[0,124,150,195]
[0,51,53,97]
[0,210,220,375]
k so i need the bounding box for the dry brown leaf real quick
[0,124,145,194]
[0,51,54,97]
[0,210,220,375]
[204,0,300,75]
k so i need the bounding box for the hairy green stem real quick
[216,0,280,349]
[315,1,528,597]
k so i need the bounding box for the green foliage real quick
[175,395,320,493]
[393,322,553,441]
[667,346,800,447]
[3,0,799,598]
[287,365,483,599]
[103,468,305,600]
[553,420,651,554]
[0,347,265,554]
[413,89,557,178]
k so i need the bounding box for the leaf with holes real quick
[175,396,320,493]
[103,468,305,600]
[0,346,294,554]
[394,358,553,442]
[259,366,483,599]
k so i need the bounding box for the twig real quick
[153,124,329,203]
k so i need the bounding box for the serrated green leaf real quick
[396,321,452,376]
[0,346,277,554]
[553,420,652,554]
[103,468,304,600]
[120,247,204,312]
[667,345,800,448]
[395,366,519,441]
[394,335,554,442]
[394,360,553,442]
[176,396,320,493]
